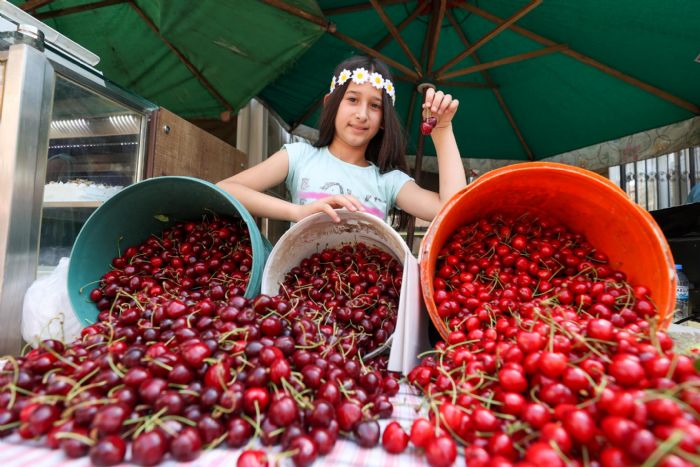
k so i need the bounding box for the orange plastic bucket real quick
[419,162,676,340]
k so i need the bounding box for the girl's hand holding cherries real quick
[420,88,459,135]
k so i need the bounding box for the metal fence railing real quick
[608,146,699,211]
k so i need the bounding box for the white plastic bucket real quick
[261,210,423,368]
[262,211,410,294]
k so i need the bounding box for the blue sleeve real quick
[384,169,414,210]
[283,142,308,195]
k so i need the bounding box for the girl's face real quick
[333,81,384,150]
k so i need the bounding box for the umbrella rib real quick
[20,0,55,12]
[35,0,127,20]
[458,2,700,114]
[330,30,420,80]
[445,9,533,160]
[262,0,334,31]
[374,3,429,51]
[434,80,494,89]
[439,45,567,80]
[369,0,423,75]
[262,0,418,79]
[127,1,233,112]
[324,0,413,16]
[427,0,447,73]
[436,0,542,76]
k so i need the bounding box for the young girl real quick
[217,55,466,224]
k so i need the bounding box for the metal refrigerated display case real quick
[0,3,155,354]
[39,74,150,272]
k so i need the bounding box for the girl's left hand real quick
[423,88,459,129]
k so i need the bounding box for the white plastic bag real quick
[22,257,82,347]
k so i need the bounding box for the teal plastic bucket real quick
[67,176,271,326]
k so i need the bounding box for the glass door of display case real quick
[38,73,151,275]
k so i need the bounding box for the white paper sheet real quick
[388,252,431,374]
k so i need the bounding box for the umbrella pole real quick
[406,130,426,250]
[406,83,434,251]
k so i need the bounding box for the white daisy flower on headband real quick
[351,67,369,84]
[329,76,336,93]
[337,69,351,85]
[384,79,395,97]
[369,72,384,90]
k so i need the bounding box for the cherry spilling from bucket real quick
[402,213,700,466]
[2,212,698,466]
[0,216,401,466]
[89,215,253,314]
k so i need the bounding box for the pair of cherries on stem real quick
[419,108,438,136]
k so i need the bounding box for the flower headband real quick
[329,67,396,105]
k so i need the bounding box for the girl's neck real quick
[328,139,370,167]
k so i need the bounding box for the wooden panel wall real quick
[147,108,247,183]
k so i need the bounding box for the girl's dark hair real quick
[315,55,411,228]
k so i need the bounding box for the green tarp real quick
[17,0,700,161]
[259,1,700,160]
[14,0,324,118]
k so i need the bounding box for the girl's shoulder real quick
[380,167,413,181]
[285,143,328,175]
[284,141,323,158]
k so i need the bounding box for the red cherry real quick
[204,360,231,389]
[170,427,202,462]
[237,449,269,467]
[89,435,126,466]
[336,401,362,431]
[420,121,433,135]
[242,387,270,415]
[410,417,435,448]
[425,435,457,467]
[354,419,380,448]
[131,429,167,466]
[289,435,318,467]
[382,421,409,454]
[180,339,212,368]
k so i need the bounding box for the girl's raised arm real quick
[396,89,467,221]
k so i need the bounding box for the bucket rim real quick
[67,176,269,326]
[419,162,676,340]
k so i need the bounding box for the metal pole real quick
[689,147,696,188]
[405,83,435,250]
[0,28,55,354]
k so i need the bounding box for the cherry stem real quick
[548,438,574,465]
[0,421,20,431]
[2,356,20,409]
[62,397,112,418]
[106,354,125,378]
[55,430,96,446]
[133,407,168,438]
[641,430,684,467]
[672,447,700,465]
[204,432,229,451]
[39,341,79,370]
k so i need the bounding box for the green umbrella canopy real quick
[258,0,700,161]
[12,0,325,119]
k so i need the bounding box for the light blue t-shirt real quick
[284,142,413,220]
